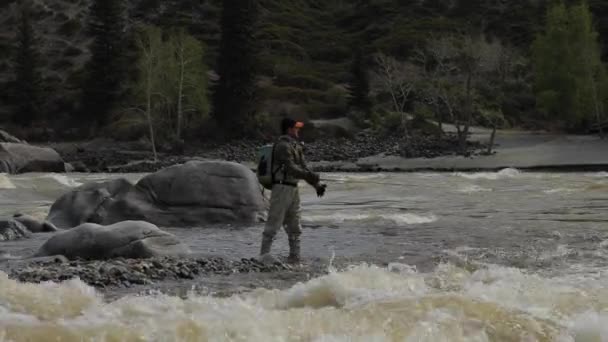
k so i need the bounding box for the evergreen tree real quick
[349,48,372,114]
[81,0,126,131]
[213,0,259,138]
[12,2,43,126]
[532,1,606,129]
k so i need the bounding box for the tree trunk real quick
[434,102,443,140]
[146,65,158,162]
[400,111,411,157]
[460,72,473,155]
[590,76,605,139]
[176,45,185,140]
[487,125,497,155]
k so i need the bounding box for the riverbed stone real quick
[47,160,266,228]
[13,213,58,233]
[0,219,31,241]
[34,221,191,260]
[0,142,66,174]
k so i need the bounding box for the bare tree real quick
[166,28,208,141]
[371,53,420,156]
[134,25,163,161]
[419,34,502,154]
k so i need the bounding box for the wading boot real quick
[260,233,274,256]
[287,236,301,264]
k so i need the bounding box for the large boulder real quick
[0,143,66,174]
[0,219,31,241]
[47,160,266,228]
[34,221,190,260]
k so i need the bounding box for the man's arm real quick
[275,142,311,180]
[298,147,320,186]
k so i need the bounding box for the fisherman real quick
[260,118,326,264]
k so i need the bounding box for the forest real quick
[0,0,607,154]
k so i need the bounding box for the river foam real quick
[303,212,438,225]
[0,174,16,189]
[2,262,607,341]
[40,173,83,187]
[454,168,521,180]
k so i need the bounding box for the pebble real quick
[9,256,292,289]
[57,132,487,173]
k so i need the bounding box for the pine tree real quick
[349,48,372,114]
[81,0,126,131]
[213,0,259,138]
[12,3,43,126]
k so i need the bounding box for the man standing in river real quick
[260,118,326,264]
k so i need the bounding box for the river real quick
[0,169,607,341]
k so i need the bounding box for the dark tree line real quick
[7,0,260,140]
[5,0,606,141]
[10,2,43,127]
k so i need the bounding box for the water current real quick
[0,169,607,341]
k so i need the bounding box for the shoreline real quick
[45,130,608,175]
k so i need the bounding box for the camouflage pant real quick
[263,184,302,239]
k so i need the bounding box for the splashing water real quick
[40,174,83,187]
[2,263,608,341]
[454,168,521,180]
[0,174,16,189]
[303,212,438,225]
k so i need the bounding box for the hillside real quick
[0,0,607,139]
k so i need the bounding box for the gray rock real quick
[64,163,75,173]
[259,253,282,266]
[0,130,24,144]
[13,213,58,232]
[47,160,266,228]
[0,143,66,174]
[34,220,191,260]
[0,219,30,241]
[70,161,89,173]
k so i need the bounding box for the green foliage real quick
[349,49,372,114]
[164,28,210,139]
[119,25,210,147]
[11,2,43,126]
[213,0,260,138]
[57,18,82,37]
[4,0,608,137]
[81,0,127,130]
[532,1,606,129]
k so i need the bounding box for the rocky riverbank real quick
[4,256,296,289]
[52,132,486,173]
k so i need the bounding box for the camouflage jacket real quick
[272,135,314,185]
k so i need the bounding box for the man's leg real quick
[261,185,292,255]
[283,187,302,263]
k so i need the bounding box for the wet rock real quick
[0,130,25,144]
[7,255,295,289]
[0,143,66,174]
[34,221,191,260]
[54,131,486,174]
[13,213,58,233]
[70,161,90,173]
[0,219,31,241]
[47,161,266,228]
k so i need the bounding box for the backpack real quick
[256,144,275,190]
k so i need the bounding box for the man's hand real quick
[305,171,320,185]
[315,183,327,198]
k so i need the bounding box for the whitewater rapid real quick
[1,262,608,341]
[0,169,607,341]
